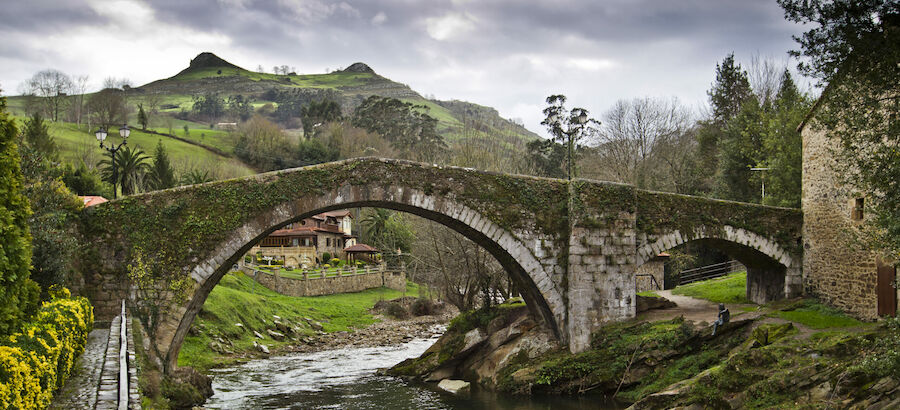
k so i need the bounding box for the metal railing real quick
[635,273,662,290]
[678,260,744,285]
[118,301,128,410]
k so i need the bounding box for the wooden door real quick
[877,259,897,317]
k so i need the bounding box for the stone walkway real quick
[49,328,110,410]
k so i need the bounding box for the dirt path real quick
[638,290,760,324]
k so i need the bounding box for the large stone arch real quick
[158,183,566,371]
[636,225,802,303]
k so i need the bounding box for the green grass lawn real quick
[178,271,418,371]
[637,290,661,298]
[767,299,865,329]
[672,272,751,304]
[8,116,255,179]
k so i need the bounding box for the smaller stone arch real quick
[636,225,802,304]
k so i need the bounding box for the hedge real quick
[0,288,94,409]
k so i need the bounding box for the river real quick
[206,333,622,409]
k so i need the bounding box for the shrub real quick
[411,298,437,316]
[385,302,409,319]
[322,252,332,261]
[330,258,341,266]
[0,292,93,409]
[0,95,38,336]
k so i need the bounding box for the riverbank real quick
[390,295,898,408]
[177,271,457,373]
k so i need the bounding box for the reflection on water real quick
[206,335,621,410]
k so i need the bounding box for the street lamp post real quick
[750,167,771,201]
[96,124,131,199]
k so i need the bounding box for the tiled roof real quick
[269,226,344,237]
[80,196,108,207]
[344,243,378,252]
[321,210,352,218]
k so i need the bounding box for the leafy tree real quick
[540,94,599,180]
[525,138,567,178]
[147,140,176,190]
[192,92,225,120]
[16,109,84,291]
[362,208,414,264]
[226,94,253,122]
[296,138,339,166]
[137,103,148,130]
[352,96,446,162]
[62,162,108,196]
[0,90,40,335]
[234,115,294,171]
[779,0,900,254]
[100,145,151,196]
[301,99,342,139]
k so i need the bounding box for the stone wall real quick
[247,266,406,297]
[244,246,317,269]
[802,126,879,319]
[636,260,665,292]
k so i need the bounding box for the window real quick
[326,238,331,247]
[292,238,298,247]
[852,197,865,221]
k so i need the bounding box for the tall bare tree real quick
[584,97,693,191]
[26,69,73,122]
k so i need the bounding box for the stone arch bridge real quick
[76,158,802,371]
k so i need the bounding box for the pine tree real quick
[137,103,148,130]
[759,70,810,207]
[148,140,176,190]
[0,91,39,336]
[707,54,754,124]
[22,113,57,159]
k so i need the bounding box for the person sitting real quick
[712,303,730,336]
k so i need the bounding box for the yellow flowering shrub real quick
[0,291,93,409]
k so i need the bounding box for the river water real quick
[206,334,621,409]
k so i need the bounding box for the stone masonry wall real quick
[567,210,637,353]
[802,126,879,319]
[248,267,406,297]
[636,260,665,292]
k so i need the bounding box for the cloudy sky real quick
[0,0,809,135]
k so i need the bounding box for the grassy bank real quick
[178,271,418,371]
[672,271,751,304]
[444,297,895,407]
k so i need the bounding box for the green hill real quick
[5,52,538,184]
[135,52,537,141]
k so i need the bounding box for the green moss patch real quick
[766,299,864,329]
[672,272,751,304]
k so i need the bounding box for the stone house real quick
[801,105,898,319]
[244,210,364,268]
